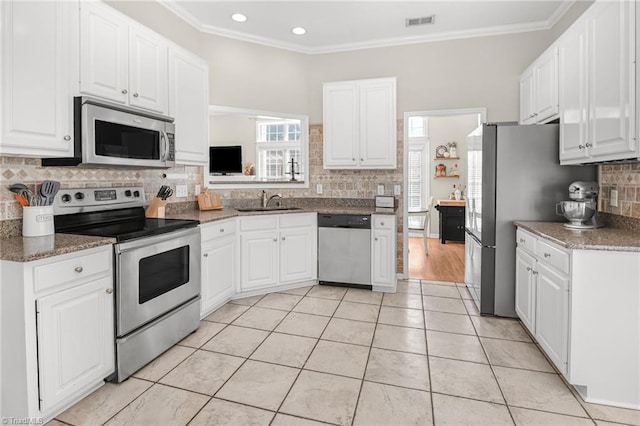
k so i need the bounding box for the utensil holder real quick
[22,206,54,237]
[145,197,168,218]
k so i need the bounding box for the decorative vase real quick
[450,147,457,158]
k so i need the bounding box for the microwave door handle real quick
[160,131,168,162]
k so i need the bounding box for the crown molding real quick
[158,0,571,55]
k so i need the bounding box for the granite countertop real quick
[168,205,396,224]
[515,221,640,252]
[0,234,116,262]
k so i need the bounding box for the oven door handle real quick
[115,226,200,253]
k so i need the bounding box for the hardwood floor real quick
[408,236,465,282]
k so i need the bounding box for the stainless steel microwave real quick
[43,97,175,168]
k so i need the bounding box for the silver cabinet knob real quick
[585,143,593,148]
[133,93,139,98]
[374,237,379,241]
[578,144,585,149]
[203,253,208,257]
[273,238,278,242]
[219,228,225,233]
[532,270,539,275]
[352,158,355,161]
[360,158,364,161]
[63,135,71,141]
[121,89,128,94]
[544,253,551,258]
[106,288,113,294]
[74,266,83,273]
[281,236,286,241]
[380,222,385,226]
[526,266,531,271]
[519,238,525,243]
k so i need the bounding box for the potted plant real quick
[447,141,458,158]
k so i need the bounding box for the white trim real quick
[157,0,574,55]
[207,105,310,190]
[402,108,486,279]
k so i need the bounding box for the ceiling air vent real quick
[405,15,435,27]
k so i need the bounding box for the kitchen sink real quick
[235,206,303,212]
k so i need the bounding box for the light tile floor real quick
[54,280,640,426]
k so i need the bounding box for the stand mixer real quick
[556,181,603,229]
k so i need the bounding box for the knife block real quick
[145,197,167,218]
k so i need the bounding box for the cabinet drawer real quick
[279,213,316,229]
[201,219,237,242]
[240,215,278,232]
[536,239,570,275]
[516,229,537,254]
[373,215,394,230]
[34,249,111,293]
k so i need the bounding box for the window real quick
[256,121,304,181]
[408,116,427,138]
[407,148,426,229]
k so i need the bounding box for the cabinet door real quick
[80,1,128,104]
[519,66,536,124]
[37,276,115,413]
[515,248,536,333]
[535,262,569,375]
[558,20,590,164]
[585,0,635,159]
[323,82,359,168]
[372,228,395,289]
[169,47,209,165]
[535,47,559,122]
[1,1,76,157]
[240,231,279,291]
[280,226,317,284]
[129,25,168,114]
[201,235,236,316]
[359,79,397,168]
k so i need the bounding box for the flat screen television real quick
[209,145,242,174]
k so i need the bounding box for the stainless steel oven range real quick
[53,186,200,382]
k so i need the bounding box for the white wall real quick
[427,114,479,235]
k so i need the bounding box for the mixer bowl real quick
[556,200,596,225]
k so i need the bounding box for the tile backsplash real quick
[599,163,640,219]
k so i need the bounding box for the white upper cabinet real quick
[169,46,210,165]
[0,1,77,157]
[80,1,168,114]
[559,0,637,164]
[519,46,559,124]
[323,77,397,169]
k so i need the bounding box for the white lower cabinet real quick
[239,213,317,293]
[200,219,237,317]
[371,214,397,291]
[0,246,114,421]
[515,227,640,409]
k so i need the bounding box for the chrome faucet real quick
[261,190,282,208]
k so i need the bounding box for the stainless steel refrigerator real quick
[464,123,596,317]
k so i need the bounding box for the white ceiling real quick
[158,0,575,54]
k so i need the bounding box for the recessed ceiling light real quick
[231,13,247,23]
[291,27,306,35]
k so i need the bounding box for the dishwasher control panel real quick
[318,214,371,229]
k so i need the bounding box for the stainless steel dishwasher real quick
[318,213,371,288]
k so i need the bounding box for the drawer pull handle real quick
[532,270,539,275]
[526,266,531,272]
[220,228,225,233]
[74,266,83,273]
[519,238,525,243]
[106,288,113,294]
[203,253,208,257]
[121,89,128,94]
[544,253,551,258]
[133,93,139,98]
[273,238,278,242]
[380,222,385,226]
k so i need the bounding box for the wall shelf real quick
[434,175,460,179]
[434,157,460,160]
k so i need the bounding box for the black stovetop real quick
[54,207,199,243]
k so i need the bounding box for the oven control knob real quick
[133,190,140,197]
[124,190,132,197]
[74,192,85,200]
[61,194,71,203]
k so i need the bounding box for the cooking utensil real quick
[19,189,38,206]
[15,194,29,206]
[8,183,29,194]
[39,180,60,206]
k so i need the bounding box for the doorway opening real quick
[402,108,486,283]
